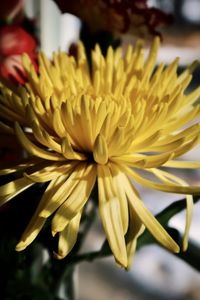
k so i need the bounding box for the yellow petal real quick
[123,165,200,195]
[144,36,160,78]
[120,172,180,253]
[0,121,13,134]
[97,165,127,267]
[109,164,129,233]
[37,174,69,216]
[15,122,64,161]
[164,160,200,169]
[16,216,46,251]
[0,177,34,207]
[0,159,36,175]
[151,168,193,251]
[39,163,83,218]
[93,134,108,165]
[61,136,87,160]
[52,164,96,234]
[126,208,145,270]
[52,108,66,137]
[99,198,128,268]
[54,211,82,259]
[24,162,71,182]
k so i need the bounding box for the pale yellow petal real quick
[61,136,87,161]
[0,177,34,207]
[93,134,108,165]
[37,174,69,216]
[126,208,145,270]
[0,159,36,175]
[51,164,96,234]
[97,165,128,267]
[120,172,179,253]
[99,198,128,268]
[110,164,129,233]
[16,216,46,251]
[39,163,83,218]
[15,122,64,161]
[54,211,82,259]
[150,168,193,251]
[24,163,67,182]
[164,160,200,169]
[122,165,200,195]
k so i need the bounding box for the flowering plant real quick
[0,1,199,299]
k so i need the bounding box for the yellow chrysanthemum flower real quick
[0,37,200,268]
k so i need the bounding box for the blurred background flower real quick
[53,0,172,37]
[0,1,38,84]
[53,0,173,56]
[0,25,37,84]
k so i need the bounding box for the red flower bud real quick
[0,53,37,84]
[0,25,38,84]
[0,25,37,56]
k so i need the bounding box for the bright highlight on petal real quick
[0,37,200,268]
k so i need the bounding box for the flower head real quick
[0,38,200,268]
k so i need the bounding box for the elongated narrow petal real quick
[54,211,82,259]
[123,165,200,195]
[150,168,193,251]
[126,208,145,269]
[0,177,34,207]
[24,163,71,182]
[37,174,69,216]
[164,160,200,169]
[15,122,64,161]
[52,164,96,234]
[0,159,36,175]
[93,134,108,165]
[110,163,129,233]
[39,164,83,218]
[99,198,128,267]
[61,136,87,160]
[98,165,128,267]
[16,216,46,251]
[120,172,180,253]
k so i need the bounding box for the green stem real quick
[52,262,75,300]
[176,239,200,271]
[71,250,110,264]
[78,202,97,249]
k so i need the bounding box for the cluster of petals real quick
[0,38,200,268]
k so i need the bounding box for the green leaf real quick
[155,196,200,226]
[167,227,200,272]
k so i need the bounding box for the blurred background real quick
[25,0,200,63]
[2,0,200,299]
